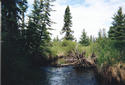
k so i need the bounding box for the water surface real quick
[40,66,99,85]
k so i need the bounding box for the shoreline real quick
[48,62,125,85]
[45,56,125,85]
[95,64,125,85]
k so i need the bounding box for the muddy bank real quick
[95,63,125,85]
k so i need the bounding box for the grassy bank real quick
[50,39,125,65]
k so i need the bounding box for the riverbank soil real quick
[96,63,125,85]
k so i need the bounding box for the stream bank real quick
[95,63,125,85]
[48,55,125,85]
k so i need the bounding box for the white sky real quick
[27,0,125,41]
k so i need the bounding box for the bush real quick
[95,38,122,65]
[50,40,65,57]
[50,39,95,58]
[50,39,78,57]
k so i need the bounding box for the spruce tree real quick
[2,0,20,41]
[2,0,25,84]
[17,0,28,55]
[18,0,28,37]
[89,35,96,43]
[26,0,42,59]
[108,7,125,40]
[98,28,106,39]
[18,0,28,29]
[108,7,125,57]
[40,0,52,46]
[26,0,53,59]
[53,36,59,41]
[62,6,74,40]
[79,29,90,46]
[98,29,102,39]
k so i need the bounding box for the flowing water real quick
[40,66,99,85]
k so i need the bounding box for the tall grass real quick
[94,38,121,65]
[50,39,96,58]
[50,39,77,57]
[50,38,124,66]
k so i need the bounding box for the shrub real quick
[50,39,78,57]
[95,38,121,65]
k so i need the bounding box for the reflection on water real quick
[40,66,99,85]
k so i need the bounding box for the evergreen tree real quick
[89,35,93,42]
[108,7,125,57]
[89,35,96,43]
[108,7,125,40]
[17,0,28,55]
[53,35,59,41]
[62,6,74,40]
[98,28,106,39]
[18,0,28,30]
[79,29,90,46]
[2,0,20,41]
[102,28,106,38]
[2,0,25,84]
[26,0,53,62]
[18,0,28,37]
[40,0,53,49]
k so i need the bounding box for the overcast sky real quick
[27,0,125,41]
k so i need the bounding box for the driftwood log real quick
[71,51,96,69]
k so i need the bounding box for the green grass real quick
[50,39,77,57]
[91,38,124,66]
[50,38,125,66]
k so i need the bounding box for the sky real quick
[27,0,125,41]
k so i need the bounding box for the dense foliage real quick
[2,0,53,85]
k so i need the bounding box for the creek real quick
[40,66,99,85]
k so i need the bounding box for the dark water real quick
[40,66,99,85]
